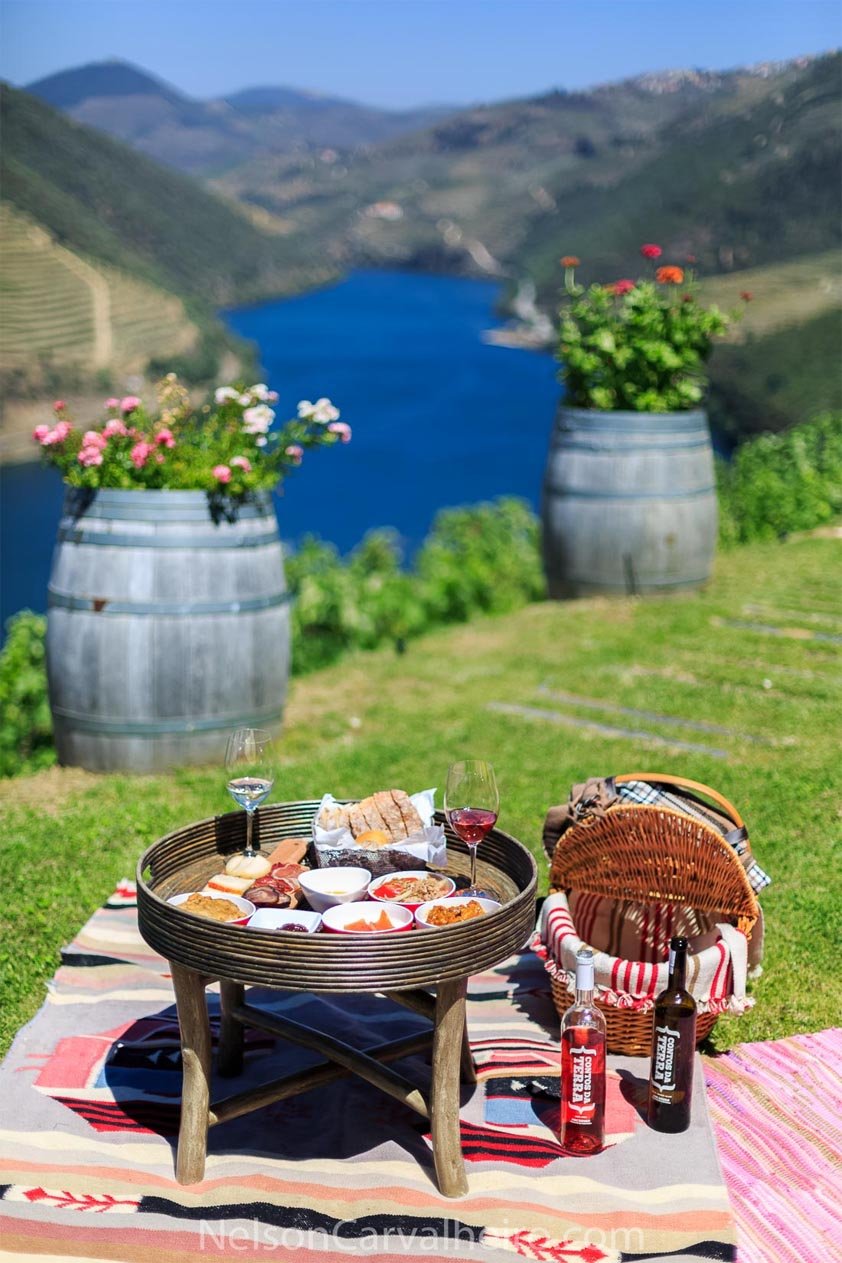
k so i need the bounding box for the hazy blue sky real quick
[2,0,840,108]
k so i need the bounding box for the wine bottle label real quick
[651,1024,680,1096]
[568,1045,598,1123]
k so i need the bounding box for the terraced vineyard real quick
[0,204,199,381]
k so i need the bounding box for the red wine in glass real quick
[444,760,499,897]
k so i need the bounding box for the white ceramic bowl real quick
[168,891,255,925]
[368,870,456,910]
[246,908,322,934]
[298,866,372,914]
[322,901,414,934]
[414,895,501,929]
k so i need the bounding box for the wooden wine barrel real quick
[46,488,291,772]
[541,406,718,597]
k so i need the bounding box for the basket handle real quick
[612,772,745,830]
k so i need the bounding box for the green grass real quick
[1,535,839,1057]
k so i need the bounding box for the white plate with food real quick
[321,902,414,934]
[168,891,255,925]
[414,895,501,929]
[368,870,456,909]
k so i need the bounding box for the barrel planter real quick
[46,488,291,773]
[541,406,717,598]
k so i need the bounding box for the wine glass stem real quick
[245,808,256,857]
[469,842,478,890]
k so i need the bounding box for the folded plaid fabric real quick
[616,779,772,893]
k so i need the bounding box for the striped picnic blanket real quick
[0,883,764,1262]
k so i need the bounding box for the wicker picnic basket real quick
[545,773,760,1055]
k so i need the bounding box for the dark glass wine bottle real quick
[647,935,697,1133]
[560,947,606,1155]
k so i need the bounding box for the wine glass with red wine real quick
[444,759,500,898]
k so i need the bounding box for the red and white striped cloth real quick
[534,890,753,1015]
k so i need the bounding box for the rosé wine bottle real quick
[560,947,606,1155]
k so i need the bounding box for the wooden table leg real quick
[460,1010,477,1085]
[430,978,469,1198]
[218,980,245,1077]
[171,962,212,1184]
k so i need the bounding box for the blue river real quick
[0,271,560,630]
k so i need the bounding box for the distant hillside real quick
[0,83,336,415]
[25,61,451,175]
[0,83,332,306]
[519,52,842,293]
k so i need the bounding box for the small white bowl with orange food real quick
[321,902,414,934]
[368,870,456,910]
[414,895,501,929]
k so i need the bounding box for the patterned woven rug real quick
[1,884,740,1262]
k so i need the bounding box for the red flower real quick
[560,255,580,268]
[656,265,684,285]
[606,278,635,295]
[53,399,67,412]
[640,244,662,259]
[740,290,753,302]
[685,254,697,264]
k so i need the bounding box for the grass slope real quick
[1,535,839,1056]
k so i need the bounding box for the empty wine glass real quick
[225,728,275,857]
[444,759,500,898]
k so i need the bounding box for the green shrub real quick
[0,500,545,773]
[717,412,842,544]
[416,498,546,622]
[0,611,55,777]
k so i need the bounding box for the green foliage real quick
[718,413,842,544]
[286,499,546,675]
[557,266,734,412]
[416,499,545,622]
[0,612,54,777]
[708,308,842,442]
[32,377,346,495]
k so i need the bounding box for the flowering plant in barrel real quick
[32,373,350,495]
[557,246,745,412]
[544,247,750,598]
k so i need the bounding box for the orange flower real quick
[656,266,684,285]
[605,278,635,295]
[560,255,580,268]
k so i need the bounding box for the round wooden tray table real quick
[137,801,537,1197]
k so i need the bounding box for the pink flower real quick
[155,452,165,464]
[327,421,352,443]
[606,279,635,296]
[640,243,662,259]
[155,428,176,448]
[103,418,128,438]
[78,446,104,467]
[285,445,304,465]
[231,455,252,472]
[104,397,120,409]
[266,390,279,403]
[130,440,154,469]
[33,424,51,443]
[120,395,142,414]
[53,399,67,413]
[52,421,72,440]
[83,430,107,450]
[212,464,232,483]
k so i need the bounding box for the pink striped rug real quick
[703,1027,842,1263]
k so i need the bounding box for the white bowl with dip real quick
[298,866,371,913]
